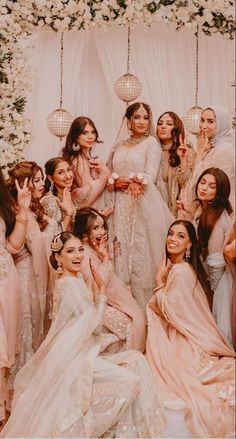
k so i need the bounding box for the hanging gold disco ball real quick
[183,105,203,135]
[47,108,73,140]
[114,73,142,103]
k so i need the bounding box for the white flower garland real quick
[0,0,235,171]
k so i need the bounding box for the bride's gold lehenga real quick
[1,275,165,438]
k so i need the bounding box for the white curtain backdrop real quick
[24,23,235,167]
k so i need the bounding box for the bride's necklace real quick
[127,134,147,145]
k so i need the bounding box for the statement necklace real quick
[127,134,148,145]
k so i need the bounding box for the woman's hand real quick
[224,239,236,262]
[197,128,211,156]
[177,135,189,162]
[176,188,191,218]
[90,161,110,176]
[128,181,143,200]
[89,258,105,295]
[99,204,114,218]
[114,177,130,192]
[155,253,172,286]
[16,178,31,213]
[91,235,109,261]
[56,188,73,216]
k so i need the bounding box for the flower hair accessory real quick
[51,234,64,253]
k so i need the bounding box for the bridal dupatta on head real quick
[146,262,235,438]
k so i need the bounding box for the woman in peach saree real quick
[146,220,235,438]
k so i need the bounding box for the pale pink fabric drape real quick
[24,25,234,167]
[146,261,235,438]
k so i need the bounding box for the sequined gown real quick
[110,136,173,311]
[1,275,165,438]
[0,218,21,421]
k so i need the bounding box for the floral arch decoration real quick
[0,0,235,171]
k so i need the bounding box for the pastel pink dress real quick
[0,218,21,420]
[81,246,146,353]
[146,261,235,438]
[71,155,110,210]
[9,211,57,383]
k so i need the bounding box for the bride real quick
[1,232,165,438]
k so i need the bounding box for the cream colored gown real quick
[1,275,165,438]
[110,136,173,311]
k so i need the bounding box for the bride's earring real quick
[72,143,80,152]
[57,263,63,274]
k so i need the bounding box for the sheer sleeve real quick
[144,137,162,182]
[93,294,107,335]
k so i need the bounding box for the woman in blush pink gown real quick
[62,117,110,211]
[41,157,75,234]
[7,162,58,380]
[146,220,235,438]
[73,207,146,353]
[0,169,31,425]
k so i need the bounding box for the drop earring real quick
[185,247,191,261]
[57,263,63,274]
[49,182,54,194]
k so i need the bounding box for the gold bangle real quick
[16,215,27,225]
[153,283,165,292]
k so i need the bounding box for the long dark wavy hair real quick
[196,168,232,260]
[7,161,48,231]
[166,220,213,308]
[156,111,185,167]
[0,167,16,236]
[62,116,102,163]
[73,207,108,240]
[44,157,71,196]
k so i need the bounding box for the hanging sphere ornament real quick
[183,105,203,135]
[114,73,142,103]
[47,108,73,140]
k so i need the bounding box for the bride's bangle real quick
[153,283,165,292]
